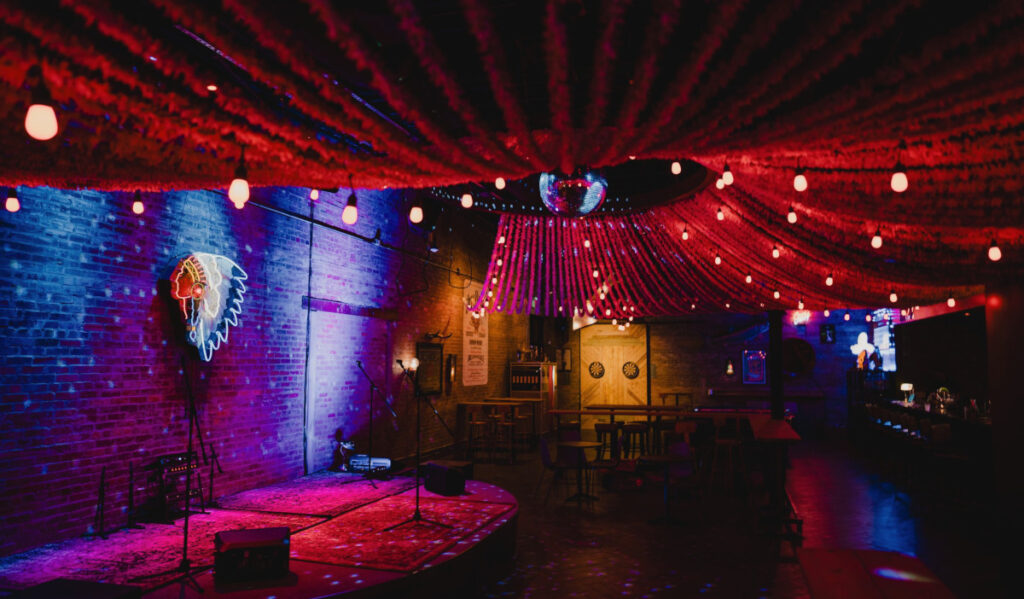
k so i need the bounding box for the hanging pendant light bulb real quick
[460,193,473,208]
[745,274,752,284]
[310,189,320,201]
[947,293,956,308]
[722,163,734,186]
[844,312,851,321]
[793,166,808,192]
[494,176,506,190]
[342,191,358,225]
[988,239,1002,262]
[498,235,505,244]
[890,165,908,193]
[773,290,781,300]
[889,290,898,303]
[715,178,725,190]
[24,66,58,141]
[491,276,498,285]
[823,309,830,317]
[583,239,591,248]
[787,206,798,224]
[496,258,503,266]
[716,207,724,221]
[671,161,682,175]
[409,198,424,224]
[866,314,872,322]
[871,227,883,249]
[772,245,780,259]
[825,273,834,287]
[228,147,249,209]
[798,299,805,310]
[131,190,144,215]
[592,268,600,278]
[681,226,689,241]
[5,188,20,212]
[714,252,722,266]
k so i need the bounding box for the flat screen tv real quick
[894,309,987,403]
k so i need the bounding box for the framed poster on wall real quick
[416,342,444,395]
[742,350,766,385]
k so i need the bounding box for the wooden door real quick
[580,324,647,431]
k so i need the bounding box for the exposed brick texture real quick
[0,185,527,556]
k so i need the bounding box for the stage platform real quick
[0,472,518,598]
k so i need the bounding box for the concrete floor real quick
[466,437,1001,598]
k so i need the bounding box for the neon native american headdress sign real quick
[170,253,248,361]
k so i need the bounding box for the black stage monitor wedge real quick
[214,527,290,584]
[424,462,466,496]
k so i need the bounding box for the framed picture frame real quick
[742,350,766,385]
[415,342,444,395]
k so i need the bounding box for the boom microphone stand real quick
[356,360,397,484]
[132,355,205,592]
[385,360,450,531]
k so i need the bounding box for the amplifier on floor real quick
[213,526,290,584]
[424,461,466,496]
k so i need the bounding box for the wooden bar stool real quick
[594,421,619,460]
[622,421,649,458]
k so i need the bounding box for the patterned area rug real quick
[0,509,323,590]
[217,472,415,516]
[291,494,515,572]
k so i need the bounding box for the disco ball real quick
[538,171,607,217]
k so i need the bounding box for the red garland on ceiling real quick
[0,1,1021,312]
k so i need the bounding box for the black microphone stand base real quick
[384,505,451,532]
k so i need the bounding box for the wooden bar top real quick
[584,404,692,411]
[486,396,547,403]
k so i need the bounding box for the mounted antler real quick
[425,316,453,340]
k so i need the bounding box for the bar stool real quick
[710,417,744,492]
[594,421,619,460]
[467,411,493,461]
[621,421,649,458]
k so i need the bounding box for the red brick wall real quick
[0,185,526,556]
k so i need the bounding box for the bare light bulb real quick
[460,193,473,208]
[342,193,358,225]
[25,104,58,141]
[409,204,424,224]
[890,168,908,193]
[773,290,781,299]
[498,235,505,244]
[491,276,498,285]
[745,274,752,284]
[228,148,249,209]
[787,206,797,224]
[583,239,591,248]
[722,164,734,185]
[844,312,851,321]
[681,227,689,241]
[866,314,872,322]
[793,171,808,192]
[771,246,780,259]
[228,178,249,208]
[592,269,599,278]
[5,189,20,212]
[671,161,682,175]
[586,300,594,313]
[495,177,506,190]
[714,253,722,265]
[716,207,724,221]
[131,190,144,215]
[947,293,956,308]
[988,240,1002,262]
[823,309,830,317]
[871,228,883,249]
[715,178,725,190]
[798,299,805,310]
[310,189,319,200]
[496,258,503,266]
[889,290,898,303]
[605,308,612,316]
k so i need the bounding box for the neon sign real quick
[170,253,247,361]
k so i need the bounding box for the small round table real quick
[557,441,603,503]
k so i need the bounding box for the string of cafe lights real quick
[9,65,1006,315]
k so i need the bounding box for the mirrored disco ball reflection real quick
[538,171,607,217]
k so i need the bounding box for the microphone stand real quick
[355,360,397,485]
[385,360,450,531]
